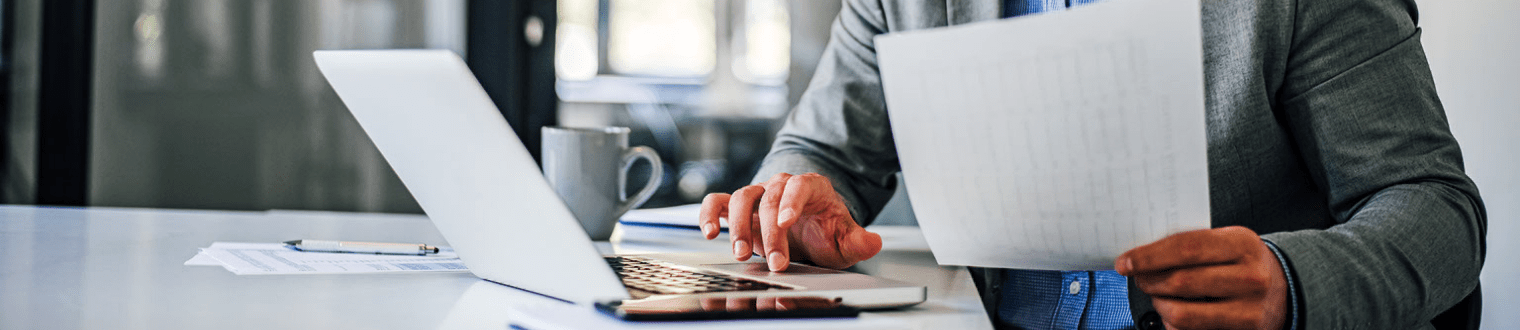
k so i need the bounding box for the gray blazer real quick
[752,0,1486,328]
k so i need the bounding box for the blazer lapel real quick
[947,0,1001,25]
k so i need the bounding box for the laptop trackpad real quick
[701,262,848,276]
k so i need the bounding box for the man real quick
[697,0,1486,329]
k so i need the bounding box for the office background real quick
[0,0,1513,328]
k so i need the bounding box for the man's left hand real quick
[1115,226,1288,330]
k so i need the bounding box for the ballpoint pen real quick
[284,239,440,255]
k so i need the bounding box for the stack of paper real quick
[184,242,469,275]
[617,204,722,240]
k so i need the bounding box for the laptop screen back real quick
[314,49,630,304]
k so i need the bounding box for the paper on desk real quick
[184,251,226,266]
[186,242,469,275]
[616,204,722,241]
[618,204,708,229]
[876,0,1210,270]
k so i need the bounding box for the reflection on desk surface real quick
[600,295,857,321]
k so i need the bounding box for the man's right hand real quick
[698,173,882,272]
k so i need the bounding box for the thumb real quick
[839,226,882,264]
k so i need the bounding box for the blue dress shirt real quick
[1000,269,1133,329]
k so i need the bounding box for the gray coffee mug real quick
[541,127,663,240]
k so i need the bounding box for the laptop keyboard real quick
[606,256,794,295]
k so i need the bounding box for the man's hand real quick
[1116,226,1288,330]
[698,173,882,272]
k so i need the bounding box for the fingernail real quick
[734,240,750,258]
[701,223,715,237]
[768,251,788,271]
[1119,257,1133,273]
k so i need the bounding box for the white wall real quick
[1414,1,1520,328]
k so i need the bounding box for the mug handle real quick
[615,146,663,217]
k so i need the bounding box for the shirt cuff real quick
[1263,240,1302,330]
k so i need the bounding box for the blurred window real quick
[555,0,788,83]
[735,0,789,85]
[556,0,599,81]
[607,0,716,78]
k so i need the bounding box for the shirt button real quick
[1069,280,1082,295]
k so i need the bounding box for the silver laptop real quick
[313,49,925,309]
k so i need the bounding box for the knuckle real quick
[1220,226,1253,237]
[784,174,804,187]
[1165,274,1188,292]
[734,185,765,199]
[767,172,792,184]
[1167,310,1200,329]
[760,188,785,205]
[1240,271,1269,294]
[702,193,729,205]
[1244,269,1268,286]
[1177,240,1202,259]
[801,173,831,186]
[1244,309,1264,325]
[764,177,788,191]
[745,185,767,194]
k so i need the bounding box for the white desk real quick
[0,206,991,329]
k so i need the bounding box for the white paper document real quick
[876,0,1210,270]
[184,249,225,266]
[185,242,469,275]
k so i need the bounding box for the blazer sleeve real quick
[1260,0,1487,328]
[751,0,903,226]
